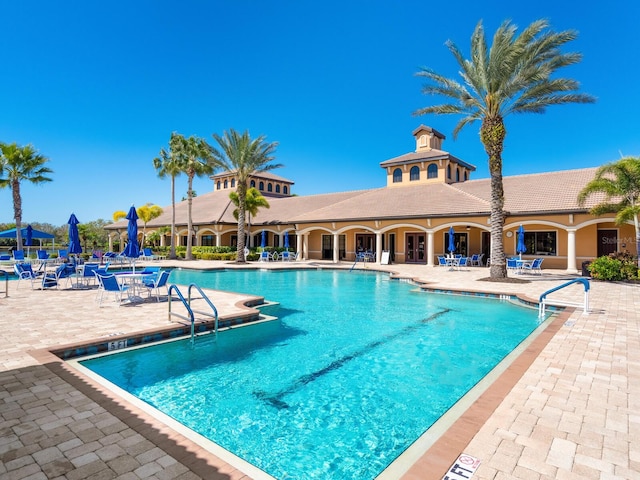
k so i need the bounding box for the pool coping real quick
[27,271,572,480]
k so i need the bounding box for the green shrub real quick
[589,252,638,281]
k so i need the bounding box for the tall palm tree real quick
[137,203,164,248]
[171,134,218,260]
[229,187,270,248]
[0,143,53,250]
[578,157,640,267]
[209,129,281,262]
[414,19,594,279]
[153,133,185,260]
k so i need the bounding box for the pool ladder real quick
[538,277,590,318]
[167,283,219,346]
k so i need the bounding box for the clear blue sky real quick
[1,1,638,226]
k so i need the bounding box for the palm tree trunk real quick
[169,175,177,260]
[481,118,508,279]
[12,179,23,250]
[237,183,247,262]
[186,175,194,261]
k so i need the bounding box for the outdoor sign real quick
[381,250,390,265]
[442,453,481,480]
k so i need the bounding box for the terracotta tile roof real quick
[106,167,604,230]
[379,149,476,172]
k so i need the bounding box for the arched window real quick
[283,186,288,195]
[250,180,256,188]
[267,183,273,192]
[231,179,236,187]
[275,184,281,193]
[410,166,420,181]
[427,164,438,179]
[223,179,228,188]
[259,181,264,190]
[447,165,451,179]
[392,168,402,183]
[216,181,221,190]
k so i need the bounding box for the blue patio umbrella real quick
[67,214,82,256]
[284,231,290,250]
[123,205,140,261]
[517,225,527,259]
[25,225,33,256]
[448,226,456,255]
[260,230,266,249]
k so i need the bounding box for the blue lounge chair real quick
[522,258,544,275]
[14,263,41,289]
[95,273,131,306]
[40,263,73,289]
[12,250,25,262]
[142,270,171,301]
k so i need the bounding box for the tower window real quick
[276,184,281,193]
[259,181,264,190]
[427,164,438,179]
[410,166,420,181]
[267,183,273,192]
[393,168,402,183]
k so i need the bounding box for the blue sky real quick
[1,1,639,226]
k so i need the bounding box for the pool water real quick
[81,269,544,479]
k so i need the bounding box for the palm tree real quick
[209,129,281,262]
[229,187,270,248]
[0,143,53,250]
[578,157,640,267]
[153,133,185,260]
[137,203,164,248]
[171,134,218,260]
[413,19,595,279]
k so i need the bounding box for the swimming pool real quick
[79,269,547,479]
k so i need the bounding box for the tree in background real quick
[229,187,270,248]
[137,203,163,248]
[171,134,218,260]
[209,129,280,263]
[0,142,53,250]
[153,133,185,260]
[578,157,640,267]
[413,19,594,279]
[112,210,126,222]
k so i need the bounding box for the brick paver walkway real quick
[0,260,637,479]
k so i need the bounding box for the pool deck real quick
[1,260,638,479]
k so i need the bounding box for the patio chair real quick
[40,263,73,289]
[437,256,448,267]
[95,261,110,277]
[78,263,100,287]
[58,249,68,262]
[506,257,519,272]
[470,254,480,266]
[280,251,291,261]
[142,270,171,301]
[258,251,270,262]
[95,273,131,306]
[522,258,544,275]
[12,250,25,262]
[36,250,49,260]
[456,256,470,270]
[14,262,41,289]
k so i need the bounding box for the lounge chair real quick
[12,250,25,262]
[14,263,41,289]
[521,258,544,275]
[95,273,131,306]
[142,270,171,301]
[40,263,73,289]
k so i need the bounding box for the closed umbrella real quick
[448,226,456,255]
[68,214,82,256]
[25,225,33,256]
[517,225,527,259]
[123,206,140,272]
[284,231,290,250]
[260,230,266,249]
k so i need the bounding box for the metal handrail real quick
[0,270,8,298]
[539,277,590,318]
[167,283,218,346]
[187,283,219,338]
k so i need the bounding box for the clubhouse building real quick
[106,126,634,273]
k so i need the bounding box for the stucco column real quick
[296,233,304,260]
[567,228,578,273]
[108,235,113,252]
[216,233,221,247]
[427,230,434,267]
[375,232,382,263]
[333,233,339,263]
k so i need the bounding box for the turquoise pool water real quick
[80,269,544,479]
